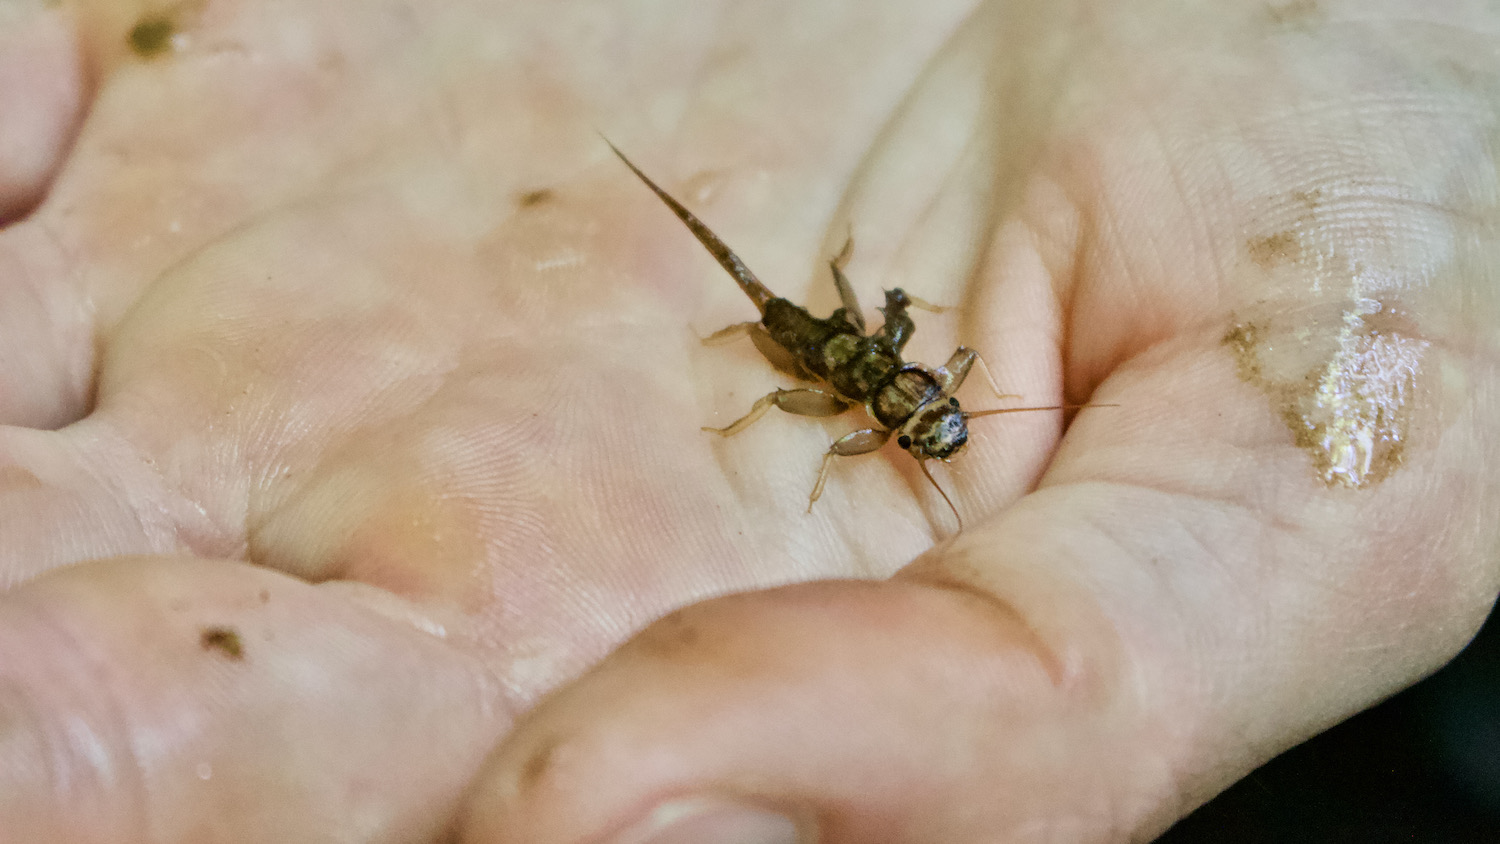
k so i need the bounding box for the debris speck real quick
[128,15,176,58]
[518,188,554,208]
[200,626,245,660]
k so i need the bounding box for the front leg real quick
[807,428,892,512]
[934,346,1016,399]
[704,387,851,437]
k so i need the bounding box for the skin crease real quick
[0,0,1497,842]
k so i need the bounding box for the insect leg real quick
[935,346,1016,399]
[903,292,949,314]
[700,321,813,380]
[747,325,815,380]
[807,428,891,512]
[878,289,917,351]
[704,388,851,437]
[829,236,866,333]
[700,321,760,346]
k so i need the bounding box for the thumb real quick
[455,570,1185,844]
[457,448,1495,844]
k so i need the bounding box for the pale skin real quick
[1,0,1497,842]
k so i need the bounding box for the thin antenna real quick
[918,459,963,533]
[964,403,1117,419]
[601,136,775,315]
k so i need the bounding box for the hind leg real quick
[703,388,851,437]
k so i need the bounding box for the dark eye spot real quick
[949,397,960,407]
[897,435,912,449]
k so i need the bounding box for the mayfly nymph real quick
[607,140,1097,528]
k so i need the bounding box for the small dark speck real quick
[200,626,245,660]
[518,188,554,208]
[258,589,271,604]
[128,15,176,57]
[1247,231,1299,269]
[1265,0,1321,27]
[519,736,559,790]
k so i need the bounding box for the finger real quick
[0,555,507,844]
[0,1,91,425]
[0,225,96,427]
[0,0,84,223]
[0,423,188,589]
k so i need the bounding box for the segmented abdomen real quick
[762,298,856,382]
[762,298,907,409]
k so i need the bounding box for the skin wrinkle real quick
[965,487,1298,767]
[0,223,93,426]
[62,428,178,559]
[1035,178,1091,398]
[1142,110,1226,294]
[816,3,999,291]
[8,592,152,842]
[1027,486,1206,608]
[895,572,1070,688]
[243,382,440,577]
[871,89,1003,315]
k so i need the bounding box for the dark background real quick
[1161,604,1500,842]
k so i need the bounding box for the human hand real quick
[2,1,1496,842]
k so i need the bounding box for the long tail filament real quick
[602,136,776,315]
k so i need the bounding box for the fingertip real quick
[597,797,808,844]
[0,1,86,224]
[0,556,510,843]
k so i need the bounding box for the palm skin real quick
[1,0,1497,842]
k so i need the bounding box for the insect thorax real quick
[824,335,904,402]
[872,366,944,429]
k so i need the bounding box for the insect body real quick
[607,140,1076,524]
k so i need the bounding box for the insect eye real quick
[897,435,912,449]
[949,397,959,407]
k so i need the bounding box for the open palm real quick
[3,1,1496,842]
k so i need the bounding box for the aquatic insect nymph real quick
[606,140,1098,527]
